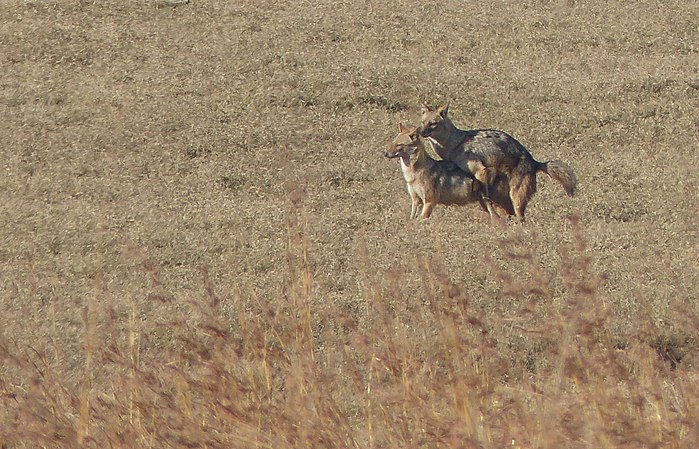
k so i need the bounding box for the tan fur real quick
[420,103,577,221]
[385,124,514,219]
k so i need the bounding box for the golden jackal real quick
[420,103,577,221]
[385,124,514,219]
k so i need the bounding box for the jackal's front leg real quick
[420,202,435,219]
[410,196,421,219]
[410,201,420,220]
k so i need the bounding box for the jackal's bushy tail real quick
[539,160,577,197]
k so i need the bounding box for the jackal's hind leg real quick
[509,175,536,223]
[472,165,499,222]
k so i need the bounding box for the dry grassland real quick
[1,0,698,447]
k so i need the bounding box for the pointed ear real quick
[421,102,432,113]
[438,102,450,118]
[398,123,409,133]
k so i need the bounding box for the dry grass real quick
[1,0,698,447]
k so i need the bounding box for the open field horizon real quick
[1,0,698,447]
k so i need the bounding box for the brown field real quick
[1,0,698,447]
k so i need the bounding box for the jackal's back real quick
[456,129,537,174]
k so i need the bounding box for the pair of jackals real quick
[385,103,577,222]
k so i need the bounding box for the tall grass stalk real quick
[0,211,696,448]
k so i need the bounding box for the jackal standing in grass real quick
[420,103,577,221]
[385,124,514,219]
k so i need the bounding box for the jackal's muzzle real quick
[384,149,401,159]
[419,123,438,138]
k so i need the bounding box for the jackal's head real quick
[419,102,453,140]
[384,123,420,162]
